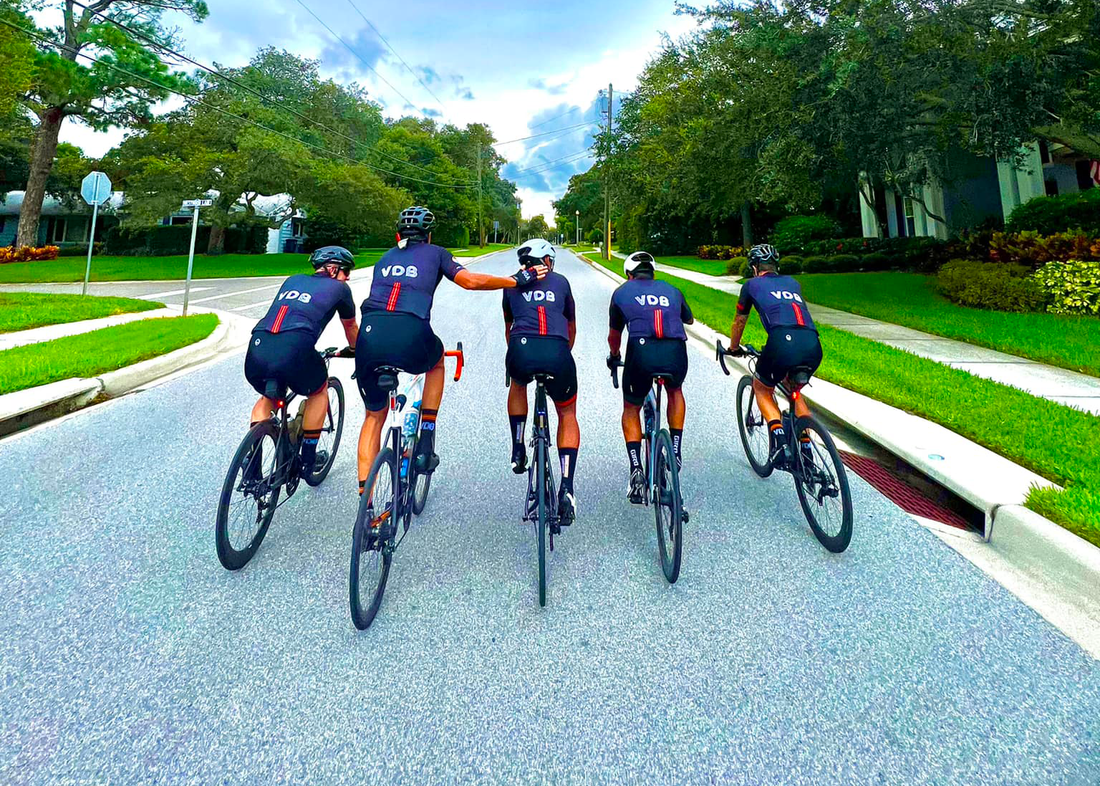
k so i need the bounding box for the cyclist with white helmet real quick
[245,245,359,475]
[606,251,694,504]
[728,243,823,467]
[355,207,546,495]
[503,238,580,521]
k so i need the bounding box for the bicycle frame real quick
[524,379,560,530]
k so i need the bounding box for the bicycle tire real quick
[349,448,395,630]
[536,437,548,607]
[793,415,853,553]
[411,422,434,516]
[305,377,345,487]
[653,430,683,583]
[736,375,773,478]
[215,421,281,570]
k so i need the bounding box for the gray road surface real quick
[2,249,1098,784]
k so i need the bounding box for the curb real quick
[99,321,231,396]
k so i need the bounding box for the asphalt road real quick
[2,249,1098,784]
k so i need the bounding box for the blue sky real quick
[55,0,698,222]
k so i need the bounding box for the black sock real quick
[417,408,437,456]
[558,447,578,494]
[300,428,321,470]
[358,479,366,496]
[627,441,643,472]
[769,420,784,449]
[509,414,526,451]
[670,428,683,470]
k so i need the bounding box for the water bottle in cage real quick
[403,399,421,440]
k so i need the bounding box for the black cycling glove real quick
[512,268,538,288]
[606,353,621,371]
[337,346,355,358]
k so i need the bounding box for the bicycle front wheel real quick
[535,438,548,607]
[215,421,281,570]
[793,415,853,553]
[305,376,344,487]
[653,430,683,584]
[411,423,434,516]
[350,448,395,630]
[736,375,772,478]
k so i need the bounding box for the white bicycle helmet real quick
[624,251,656,277]
[518,238,556,266]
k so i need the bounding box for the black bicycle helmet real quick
[397,205,435,235]
[748,243,780,267]
[309,245,355,271]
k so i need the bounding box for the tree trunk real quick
[207,225,226,255]
[740,202,753,248]
[16,108,65,248]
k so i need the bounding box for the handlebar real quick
[715,340,759,376]
[322,346,355,360]
[445,341,464,382]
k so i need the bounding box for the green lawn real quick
[799,272,1100,378]
[450,243,513,258]
[658,256,732,277]
[0,314,219,396]
[584,253,1100,544]
[0,251,385,284]
[0,293,161,335]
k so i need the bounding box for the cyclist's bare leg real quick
[792,393,811,419]
[621,403,642,443]
[554,399,579,449]
[413,356,447,470]
[250,396,276,424]
[507,380,528,418]
[666,388,685,430]
[752,377,782,424]
[302,382,329,431]
[357,409,387,490]
[422,356,445,411]
[554,397,580,513]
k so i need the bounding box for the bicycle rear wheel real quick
[653,430,683,584]
[305,377,345,487]
[736,375,772,477]
[535,437,548,607]
[350,448,395,630]
[216,421,281,570]
[793,415,853,553]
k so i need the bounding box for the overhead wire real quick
[494,121,594,146]
[529,106,580,130]
[510,153,591,180]
[508,149,592,176]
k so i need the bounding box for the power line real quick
[2,18,476,189]
[511,153,591,179]
[342,0,449,116]
[509,149,592,175]
[529,106,580,130]
[494,121,594,146]
[70,1,466,183]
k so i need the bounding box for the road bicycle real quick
[215,347,348,570]
[609,358,684,584]
[716,341,853,553]
[349,344,464,630]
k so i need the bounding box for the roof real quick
[0,191,126,216]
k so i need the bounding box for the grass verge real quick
[450,244,513,258]
[658,256,732,277]
[0,314,219,396]
[0,251,384,284]
[0,293,161,334]
[799,272,1100,378]
[585,253,1100,545]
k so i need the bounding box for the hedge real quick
[936,260,1050,313]
[105,224,267,256]
[1005,188,1100,235]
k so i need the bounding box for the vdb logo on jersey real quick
[380,265,419,278]
[278,290,312,304]
[521,290,556,302]
[770,290,804,303]
[635,294,671,307]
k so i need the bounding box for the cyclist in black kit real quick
[607,251,694,503]
[245,246,359,474]
[355,206,546,494]
[503,238,579,521]
[729,244,824,467]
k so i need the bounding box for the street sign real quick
[493,220,500,230]
[80,171,112,206]
[182,199,213,208]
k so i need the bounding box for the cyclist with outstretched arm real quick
[728,244,824,468]
[355,206,546,494]
[606,251,694,504]
[503,239,580,522]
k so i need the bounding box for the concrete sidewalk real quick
[635,256,1100,415]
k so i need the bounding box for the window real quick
[46,217,67,243]
[903,197,916,238]
[1045,179,1059,197]
[170,215,193,226]
[1039,140,1051,165]
[291,218,304,237]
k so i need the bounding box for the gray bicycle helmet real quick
[309,245,355,271]
[397,205,435,235]
[748,243,780,267]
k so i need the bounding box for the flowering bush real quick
[0,245,61,263]
[989,231,1099,267]
[1032,260,1100,316]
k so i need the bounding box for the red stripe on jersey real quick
[538,305,547,336]
[271,305,289,334]
[386,282,401,312]
[654,308,664,338]
[792,303,805,326]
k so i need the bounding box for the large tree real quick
[11,0,207,247]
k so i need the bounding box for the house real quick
[0,191,123,247]
[266,212,307,254]
[859,141,1098,239]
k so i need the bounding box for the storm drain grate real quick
[840,452,972,530]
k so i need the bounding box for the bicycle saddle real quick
[533,372,556,382]
[374,366,401,391]
[788,367,814,388]
[263,379,288,402]
[652,373,676,383]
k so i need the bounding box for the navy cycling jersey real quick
[736,273,816,332]
[363,241,466,320]
[502,270,575,340]
[609,278,693,341]
[253,272,355,340]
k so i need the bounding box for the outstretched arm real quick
[455,265,547,291]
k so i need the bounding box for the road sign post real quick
[80,171,112,296]
[181,199,213,315]
[493,219,499,244]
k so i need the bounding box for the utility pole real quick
[476,143,484,248]
[603,82,613,261]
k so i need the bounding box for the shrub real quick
[1032,260,1100,316]
[1005,189,1100,235]
[989,231,1099,268]
[803,236,881,257]
[0,245,60,263]
[830,254,862,272]
[105,224,268,256]
[586,228,604,244]
[936,259,1049,313]
[780,254,804,274]
[800,255,833,274]
[733,256,751,278]
[862,252,893,271]
[57,243,104,257]
[770,215,842,253]
[697,244,743,260]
